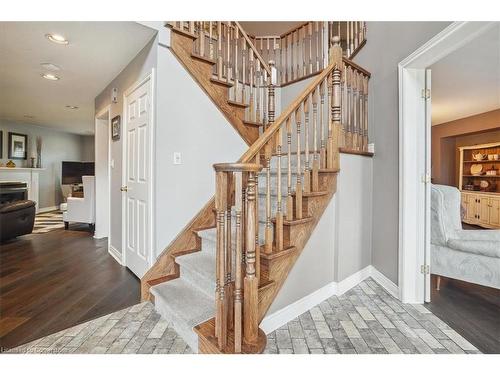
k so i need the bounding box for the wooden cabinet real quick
[490,197,500,226]
[461,192,500,229]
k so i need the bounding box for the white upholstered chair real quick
[431,184,500,290]
[63,175,95,230]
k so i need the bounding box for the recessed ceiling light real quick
[65,105,79,110]
[40,62,61,72]
[46,33,69,45]
[41,73,60,81]
[24,115,35,119]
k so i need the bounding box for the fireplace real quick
[0,181,29,205]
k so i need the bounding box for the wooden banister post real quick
[312,87,319,191]
[244,170,259,344]
[295,107,303,219]
[265,61,277,254]
[215,171,228,350]
[234,171,243,353]
[327,36,342,170]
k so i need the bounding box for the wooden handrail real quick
[233,21,272,76]
[342,56,371,77]
[240,61,336,164]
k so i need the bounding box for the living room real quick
[0,21,157,349]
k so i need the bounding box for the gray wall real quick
[267,153,374,315]
[335,154,373,281]
[154,46,247,257]
[0,119,89,209]
[95,35,158,254]
[353,22,451,283]
[81,135,95,161]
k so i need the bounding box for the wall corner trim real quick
[260,265,399,334]
[109,245,123,266]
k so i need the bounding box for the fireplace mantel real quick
[0,168,45,212]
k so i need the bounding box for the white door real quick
[123,76,152,278]
[424,69,432,302]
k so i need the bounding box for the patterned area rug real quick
[32,210,65,234]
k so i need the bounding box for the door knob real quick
[120,186,128,192]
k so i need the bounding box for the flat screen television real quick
[62,161,95,185]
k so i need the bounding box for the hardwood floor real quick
[0,225,140,350]
[426,275,500,354]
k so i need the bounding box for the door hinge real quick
[421,88,431,99]
[420,264,430,274]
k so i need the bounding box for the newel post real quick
[327,36,342,170]
[244,170,259,344]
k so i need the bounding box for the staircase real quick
[142,21,371,354]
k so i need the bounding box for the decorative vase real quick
[30,157,36,168]
[36,154,42,169]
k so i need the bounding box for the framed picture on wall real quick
[8,132,28,160]
[0,131,3,158]
[111,115,121,141]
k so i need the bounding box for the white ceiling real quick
[0,22,156,134]
[430,23,500,126]
[239,22,304,36]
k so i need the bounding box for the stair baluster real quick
[312,86,319,192]
[363,74,369,151]
[319,79,326,168]
[295,107,303,220]
[286,117,293,221]
[215,170,228,349]
[303,95,311,193]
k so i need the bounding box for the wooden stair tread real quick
[292,190,329,197]
[260,246,296,261]
[227,100,249,108]
[243,120,264,127]
[319,168,340,173]
[272,216,313,226]
[171,247,201,259]
[191,53,216,65]
[169,26,197,40]
[210,77,234,87]
[146,273,179,287]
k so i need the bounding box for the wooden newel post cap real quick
[331,36,340,46]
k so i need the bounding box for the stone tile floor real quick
[7,278,480,354]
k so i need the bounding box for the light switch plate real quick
[173,152,182,165]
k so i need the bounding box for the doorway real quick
[95,106,111,244]
[398,21,497,304]
[122,71,155,278]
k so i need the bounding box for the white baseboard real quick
[336,265,372,295]
[369,265,400,299]
[260,265,399,334]
[37,206,58,213]
[259,282,337,334]
[109,245,123,266]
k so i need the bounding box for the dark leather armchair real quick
[0,200,36,242]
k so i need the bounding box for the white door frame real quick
[397,22,496,303]
[121,69,156,273]
[94,106,112,245]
